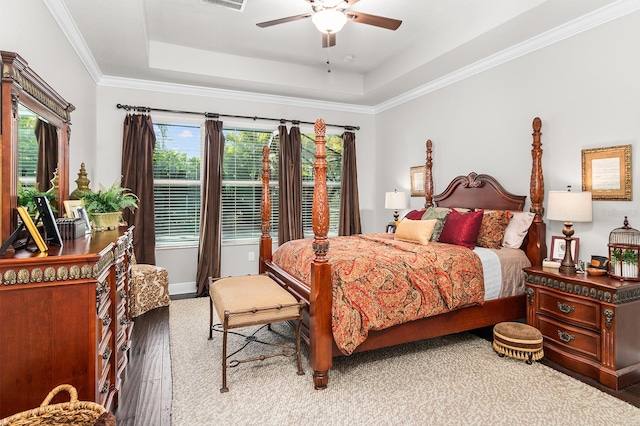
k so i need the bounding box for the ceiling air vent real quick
[200,0,246,12]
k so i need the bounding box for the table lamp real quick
[385,190,407,226]
[547,187,592,273]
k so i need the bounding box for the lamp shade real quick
[312,9,348,34]
[547,190,593,223]
[385,191,407,210]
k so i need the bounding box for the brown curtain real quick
[35,119,58,192]
[338,130,361,236]
[195,120,225,297]
[277,123,303,245]
[122,114,157,265]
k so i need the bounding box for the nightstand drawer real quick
[538,315,601,362]
[538,289,600,330]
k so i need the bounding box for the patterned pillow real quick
[476,210,513,249]
[394,219,437,245]
[438,209,484,249]
[421,207,450,242]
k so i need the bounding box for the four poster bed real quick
[258,117,547,389]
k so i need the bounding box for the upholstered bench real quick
[493,322,544,364]
[208,275,304,392]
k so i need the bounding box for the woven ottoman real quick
[493,322,544,364]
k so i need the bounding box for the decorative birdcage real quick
[608,216,640,281]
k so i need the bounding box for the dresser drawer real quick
[538,315,601,362]
[538,289,600,330]
[97,330,113,378]
[97,300,112,342]
[98,364,111,408]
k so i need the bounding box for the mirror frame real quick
[1,51,75,242]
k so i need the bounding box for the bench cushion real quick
[210,275,300,328]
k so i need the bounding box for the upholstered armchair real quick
[129,254,170,318]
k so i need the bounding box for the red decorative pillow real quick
[438,209,484,249]
[476,210,513,249]
[404,209,425,220]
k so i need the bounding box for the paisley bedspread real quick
[272,233,484,355]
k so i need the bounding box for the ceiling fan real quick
[256,0,402,48]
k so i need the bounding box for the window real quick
[153,123,202,245]
[153,122,343,246]
[221,128,278,242]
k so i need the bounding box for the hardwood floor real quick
[114,300,640,425]
[114,304,173,426]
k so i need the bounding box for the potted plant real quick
[79,181,138,230]
[622,249,639,279]
[17,183,57,215]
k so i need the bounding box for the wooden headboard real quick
[421,117,547,266]
[433,172,526,211]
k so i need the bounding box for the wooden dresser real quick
[524,266,640,390]
[0,227,134,419]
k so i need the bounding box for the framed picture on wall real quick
[410,166,425,197]
[581,144,632,201]
[550,236,579,263]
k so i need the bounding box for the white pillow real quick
[395,219,437,245]
[502,212,535,248]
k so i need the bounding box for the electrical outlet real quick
[248,252,255,261]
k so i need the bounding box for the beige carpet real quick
[169,297,640,425]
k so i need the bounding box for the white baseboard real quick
[169,281,196,296]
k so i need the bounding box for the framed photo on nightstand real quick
[386,223,396,234]
[550,236,579,263]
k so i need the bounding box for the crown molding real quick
[99,76,375,115]
[374,0,640,113]
[47,0,639,114]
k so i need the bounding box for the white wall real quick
[374,10,640,267]
[0,0,97,176]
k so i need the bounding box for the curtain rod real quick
[116,103,359,131]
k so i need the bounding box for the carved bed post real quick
[309,118,332,389]
[424,139,434,208]
[526,117,547,266]
[259,145,272,274]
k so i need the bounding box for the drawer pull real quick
[558,330,575,343]
[557,302,575,314]
[102,347,112,360]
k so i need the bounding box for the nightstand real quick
[524,266,640,390]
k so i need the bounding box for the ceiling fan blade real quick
[256,13,312,28]
[322,32,336,48]
[346,11,402,30]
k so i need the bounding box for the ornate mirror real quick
[1,51,74,242]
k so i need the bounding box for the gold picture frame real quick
[63,199,83,218]
[17,206,48,252]
[581,144,632,201]
[410,166,425,197]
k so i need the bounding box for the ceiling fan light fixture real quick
[312,9,347,34]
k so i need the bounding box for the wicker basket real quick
[0,384,106,426]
